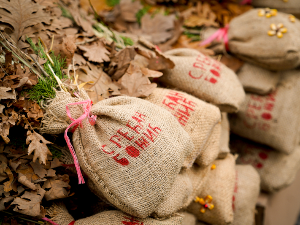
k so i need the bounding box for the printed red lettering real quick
[210,69,220,77]
[135,137,150,150]
[259,152,268,160]
[189,70,203,79]
[204,76,217,84]
[117,128,134,141]
[113,154,129,166]
[126,122,143,134]
[261,112,272,120]
[101,145,114,155]
[175,112,189,126]
[143,129,157,142]
[148,123,161,134]
[110,135,122,148]
[125,146,140,158]
[162,99,177,110]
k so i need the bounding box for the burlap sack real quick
[252,0,300,16]
[181,212,197,225]
[187,154,236,225]
[232,165,260,225]
[41,91,195,218]
[237,63,281,95]
[158,48,245,113]
[145,88,221,167]
[229,70,300,154]
[231,137,300,192]
[218,113,230,159]
[228,9,300,70]
[46,202,183,225]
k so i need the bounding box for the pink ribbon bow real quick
[64,100,97,184]
[200,25,229,51]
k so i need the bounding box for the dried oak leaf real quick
[0,110,19,144]
[78,40,110,63]
[141,14,176,44]
[0,0,52,46]
[12,187,45,217]
[30,161,47,179]
[43,177,70,201]
[0,196,14,211]
[119,0,143,22]
[13,99,43,121]
[118,61,162,97]
[18,174,36,190]
[77,64,120,103]
[16,163,39,182]
[3,167,15,192]
[0,154,8,182]
[26,131,52,165]
[0,87,16,100]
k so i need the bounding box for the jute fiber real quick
[146,88,221,167]
[231,137,300,192]
[237,63,281,95]
[229,70,300,154]
[228,9,300,70]
[218,113,230,159]
[47,202,183,225]
[187,154,236,225]
[232,165,260,225]
[41,91,195,218]
[181,212,197,225]
[158,48,245,113]
[252,0,300,15]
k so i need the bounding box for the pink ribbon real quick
[200,25,229,51]
[240,0,252,5]
[64,100,97,184]
[42,218,59,225]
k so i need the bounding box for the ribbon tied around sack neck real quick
[64,100,97,184]
[200,24,229,51]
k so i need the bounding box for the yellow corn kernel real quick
[266,13,271,18]
[268,30,276,36]
[289,15,296,22]
[271,9,278,16]
[270,23,277,30]
[199,198,206,205]
[206,195,213,202]
[211,164,216,170]
[209,204,215,210]
[277,23,284,28]
[200,208,206,213]
[280,27,287,33]
[277,32,283,38]
[258,10,265,17]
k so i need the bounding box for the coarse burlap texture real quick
[218,113,230,159]
[158,48,245,113]
[181,212,197,225]
[229,70,300,154]
[41,91,195,218]
[46,202,183,225]
[154,164,212,218]
[232,165,260,225]
[252,0,300,15]
[228,9,300,70]
[237,63,281,95]
[230,137,300,192]
[187,154,236,225]
[146,88,221,167]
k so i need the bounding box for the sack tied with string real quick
[157,48,245,113]
[201,9,300,70]
[46,202,183,225]
[40,91,195,218]
[232,165,260,225]
[237,63,281,95]
[230,136,300,192]
[187,154,236,225]
[229,70,300,154]
[145,88,221,167]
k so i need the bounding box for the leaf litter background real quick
[0,0,250,223]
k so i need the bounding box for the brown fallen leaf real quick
[76,64,120,103]
[0,0,52,46]
[119,0,143,22]
[18,174,36,190]
[30,161,47,179]
[220,54,244,73]
[78,40,110,63]
[12,187,45,217]
[43,177,70,201]
[26,131,52,165]
[0,87,16,100]
[16,164,39,182]
[50,158,62,169]
[0,196,14,211]
[118,61,161,97]
[3,167,15,192]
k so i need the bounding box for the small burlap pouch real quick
[40,91,195,218]
[237,63,281,95]
[232,165,260,225]
[187,154,236,225]
[230,137,300,192]
[46,202,183,225]
[181,212,197,225]
[158,48,245,113]
[218,113,230,159]
[252,0,300,16]
[229,70,300,154]
[145,88,221,167]
[227,9,300,70]
[154,164,212,218]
